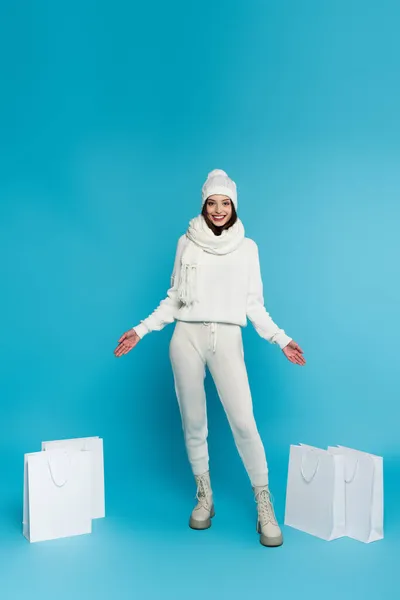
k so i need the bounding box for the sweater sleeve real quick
[246,240,292,349]
[132,235,186,339]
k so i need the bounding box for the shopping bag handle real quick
[47,451,71,488]
[300,450,320,483]
[344,457,359,484]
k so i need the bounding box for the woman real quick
[114,169,306,547]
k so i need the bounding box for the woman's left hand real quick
[282,341,306,366]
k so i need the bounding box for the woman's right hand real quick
[114,329,140,357]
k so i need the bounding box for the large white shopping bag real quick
[284,444,346,540]
[42,436,105,519]
[23,448,92,543]
[328,446,384,543]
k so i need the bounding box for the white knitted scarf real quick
[177,215,245,306]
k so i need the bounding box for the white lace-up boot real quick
[254,485,283,547]
[189,471,215,530]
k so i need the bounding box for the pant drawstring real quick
[204,322,217,353]
[211,323,217,353]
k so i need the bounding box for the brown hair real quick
[201,199,238,236]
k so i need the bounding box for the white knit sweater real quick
[133,235,292,349]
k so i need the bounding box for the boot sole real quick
[257,523,283,547]
[189,506,215,530]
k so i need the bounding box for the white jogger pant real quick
[169,321,269,487]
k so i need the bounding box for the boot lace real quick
[195,474,211,510]
[256,487,277,526]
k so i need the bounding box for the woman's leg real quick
[170,322,214,529]
[169,322,209,477]
[207,323,282,546]
[207,324,269,487]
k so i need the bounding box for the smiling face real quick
[204,194,233,228]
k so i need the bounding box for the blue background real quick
[0,0,399,598]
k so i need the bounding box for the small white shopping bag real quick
[23,448,92,543]
[284,444,346,541]
[328,446,384,543]
[42,436,105,519]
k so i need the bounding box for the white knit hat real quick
[201,169,237,209]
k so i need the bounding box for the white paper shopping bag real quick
[42,437,105,519]
[23,448,92,543]
[328,446,384,543]
[284,444,346,541]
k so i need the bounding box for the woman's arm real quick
[246,240,292,349]
[132,235,186,339]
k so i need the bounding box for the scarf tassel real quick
[178,264,198,306]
